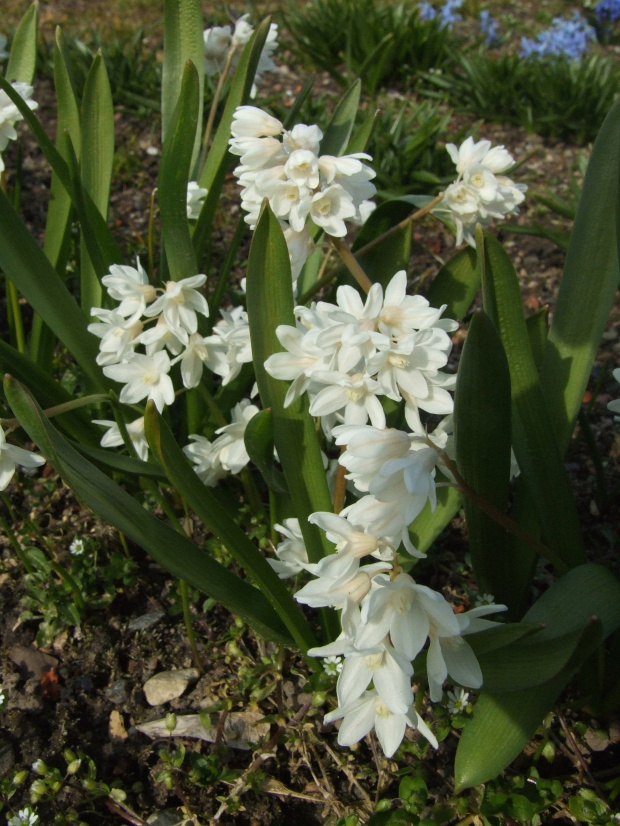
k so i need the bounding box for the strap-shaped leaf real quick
[319,79,361,157]
[0,187,104,391]
[454,309,514,606]
[455,562,620,789]
[162,0,204,171]
[351,199,412,290]
[427,247,480,321]
[144,403,317,652]
[5,1,38,84]
[75,442,166,480]
[79,51,114,310]
[244,409,288,494]
[159,60,199,281]
[540,97,620,453]
[246,203,335,565]
[481,231,585,570]
[4,376,293,646]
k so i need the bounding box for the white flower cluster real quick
[186,181,207,220]
[7,808,39,826]
[0,81,38,174]
[203,14,278,95]
[264,269,508,755]
[229,105,377,287]
[439,137,527,246]
[88,260,256,478]
[0,424,45,491]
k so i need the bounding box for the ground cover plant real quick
[0,1,620,824]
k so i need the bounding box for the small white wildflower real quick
[445,687,470,714]
[69,538,85,556]
[31,759,47,775]
[8,809,39,826]
[0,688,6,709]
[323,655,343,677]
[474,592,495,607]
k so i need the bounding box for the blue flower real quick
[519,10,596,61]
[479,10,499,46]
[596,0,620,24]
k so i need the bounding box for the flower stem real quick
[179,578,203,672]
[329,235,373,294]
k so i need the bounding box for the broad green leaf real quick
[0,187,104,391]
[5,2,38,84]
[80,51,114,311]
[525,306,549,371]
[244,409,288,494]
[407,485,461,558]
[246,203,334,567]
[466,622,542,656]
[159,60,199,281]
[5,376,293,646]
[162,0,204,171]
[144,403,317,652]
[540,97,620,454]
[75,442,166,479]
[427,247,480,321]
[0,339,98,446]
[454,309,513,607]
[346,106,377,154]
[455,563,620,789]
[481,231,585,571]
[319,79,361,157]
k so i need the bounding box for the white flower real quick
[8,809,39,826]
[187,181,208,220]
[337,641,414,711]
[268,518,309,578]
[211,399,259,474]
[309,371,386,428]
[93,416,149,461]
[230,105,283,139]
[183,435,227,487]
[103,351,175,412]
[0,82,38,172]
[309,184,357,236]
[323,655,343,676]
[445,687,470,713]
[0,688,6,709]
[101,259,156,317]
[143,275,209,337]
[308,511,393,579]
[203,25,232,75]
[173,332,228,389]
[295,561,391,610]
[69,538,85,555]
[0,425,45,490]
[88,308,143,366]
[324,689,438,757]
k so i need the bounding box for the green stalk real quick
[179,578,203,672]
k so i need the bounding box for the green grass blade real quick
[158,60,199,281]
[4,376,293,646]
[481,232,585,571]
[319,79,361,157]
[454,309,514,606]
[144,403,318,652]
[79,51,114,311]
[162,0,204,171]
[0,187,104,391]
[540,98,620,453]
[5,1,39,84]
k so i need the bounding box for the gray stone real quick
[127,611,165,632]
[143,669,199,706]
[105,679,130,704]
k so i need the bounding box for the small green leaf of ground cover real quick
[243,409,287,494]
[480,231,585,571]
[454,309,513,606]
[540,97,620,455]
[159,60,199,281]
[5,1,39,84]
[144,403,317,652]
[455,563,620,789]
[4,376,293,646]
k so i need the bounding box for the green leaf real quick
[526,306,549,372]
[427,246,480,321]
[407,485,461,558]
[351,199,413,290]
[344,106,377,154]
[158,60,199,281]
[4,376,293,646]
[74,442,166,479]
[79,51,114,311]
[5,1,39,84]
[455,563,620,789]
[454,309,513,606]
[162,0,204,171]
[0,339,98,446]
[246,203,334,567]
[319,79,361,157]
[244,409,288,494]
[540,97,620,454]
[144,403,317,652]
[480,231,585,571]
[0,187,104,391]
